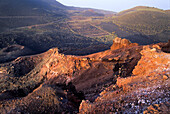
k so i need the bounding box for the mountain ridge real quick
[0,0,169,63]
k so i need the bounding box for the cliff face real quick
[0,39,169,113]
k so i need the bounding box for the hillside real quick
[64,6,170,46]
[0,0,66,16]
[0,1,169,63]
[96,6,170,44]
[113,6,170,42]
[0,0,112,62]
[67,7,116,16]
[0,1,169,113]
[0,38,169,113]
[117,6,164,16]
[0,0,67,32]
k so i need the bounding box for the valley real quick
[0,1,169,62]
[0,0,169,113]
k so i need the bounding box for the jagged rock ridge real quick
[0,38,169,113]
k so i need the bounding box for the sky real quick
[57,0,170,12]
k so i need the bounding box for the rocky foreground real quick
[0,38,169,113]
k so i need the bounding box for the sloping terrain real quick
[79,42,170,113]
[0,38,169,113]
[0,1,169,113]
[98,6,170,44]
[0,0,115,61]
[0,0,67,32]
[0,1,114,62]
[113,6,170,42]
[0,20,110,63]
[65,6,170,46]
[0,44,35,63]
[0,1,169,62]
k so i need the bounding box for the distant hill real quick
[0,0,115,60]
[0,0,67,32]
[67,6,116,16]
[97,6,170,44]
[115,6,170,42]
[0,0,66,16]
[0,1,169,61]
[117,6,163,16]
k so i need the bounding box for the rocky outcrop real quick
[0,39,169,113]
[132,45,170,76]
[110,37,138,50]
[79,100,93,113]
[78,43,170,113]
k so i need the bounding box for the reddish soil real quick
[0,38,169,113]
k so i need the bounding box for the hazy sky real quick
[57,0,170,12]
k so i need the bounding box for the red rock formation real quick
[79,44,170,113]
[0,39,169,113]
[110,37,138,50]
[132,45,170,76]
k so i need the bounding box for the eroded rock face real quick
[0,39,169,113]
[79,44,170,113]
[132,45,170,76]
[110,37,138,50]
